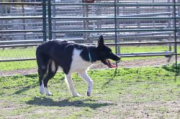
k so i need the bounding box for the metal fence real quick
[0,0,180,66]
[0,0,46,61]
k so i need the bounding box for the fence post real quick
[48,0,52,40]
[52,0,56,40]
[114,0,118,67]
[173,0,178,75]
[42,0,47,42]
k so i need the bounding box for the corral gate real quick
[0,0,180,70]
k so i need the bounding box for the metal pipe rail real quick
[0,30,43,33]
[106,41,180,46]
[52,3,180,6]
[0,16,43,20]
[0,2,43,5]
[119,52,177,58]
[0,44,40,48]
[0,40,43,45]
[52,16,180,20]
[0,58,36,62]
[52,28,180,33]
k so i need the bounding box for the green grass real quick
[0,47,36,60]
[0,60,37,71]
[1,45,179,71]
[1,66,180,118]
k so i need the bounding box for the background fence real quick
[0,0,180,69]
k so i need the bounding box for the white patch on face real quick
[69,48,92,73]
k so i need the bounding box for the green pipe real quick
[42,0,47,42]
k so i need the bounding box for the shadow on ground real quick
[26,97,113,109]
[162,64,180,74]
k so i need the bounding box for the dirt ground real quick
[0,57,176,77]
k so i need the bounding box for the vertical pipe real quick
[114,0,118,67]
[42,0,47,42]
[48,0,52,40]
[173,0,178,75]
[117,0,120,55]
[22,4,26,40]
[52,0,56,40]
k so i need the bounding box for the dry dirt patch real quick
[0,57,176,76]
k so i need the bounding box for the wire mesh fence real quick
[0,0,180,74]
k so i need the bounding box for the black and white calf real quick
[36,35,120,97]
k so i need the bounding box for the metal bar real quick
[0,16,43,20]
[0,30,43,33]
[52,28,179,33]
[114,0,118,67]
[0,2,42,5]
[0,58,36,62]
[52,16,180,20]
[52,3,180,6]
[0,44,39,48]
[173,0,178,75]
[42,0,47,42]
[48,0,52,40]
[119,53,178,57]
[0,40,43,45]
[1,41,179,46]
[106,41,180,46]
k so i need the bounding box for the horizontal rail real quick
[0,16,43,20]
[0,44,40,48]
[1,16,178,20]
[106,41,180,46]
[0,2,42,5]
[0,30,43,33]
[0,58,36,62]
[0,40,43,45]
[52,3,180,6]
[1,41,179,48]
[119,52,177,57]
[53,28,179,33]
[52,16,180,20]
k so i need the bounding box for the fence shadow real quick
[26,97,113,109]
